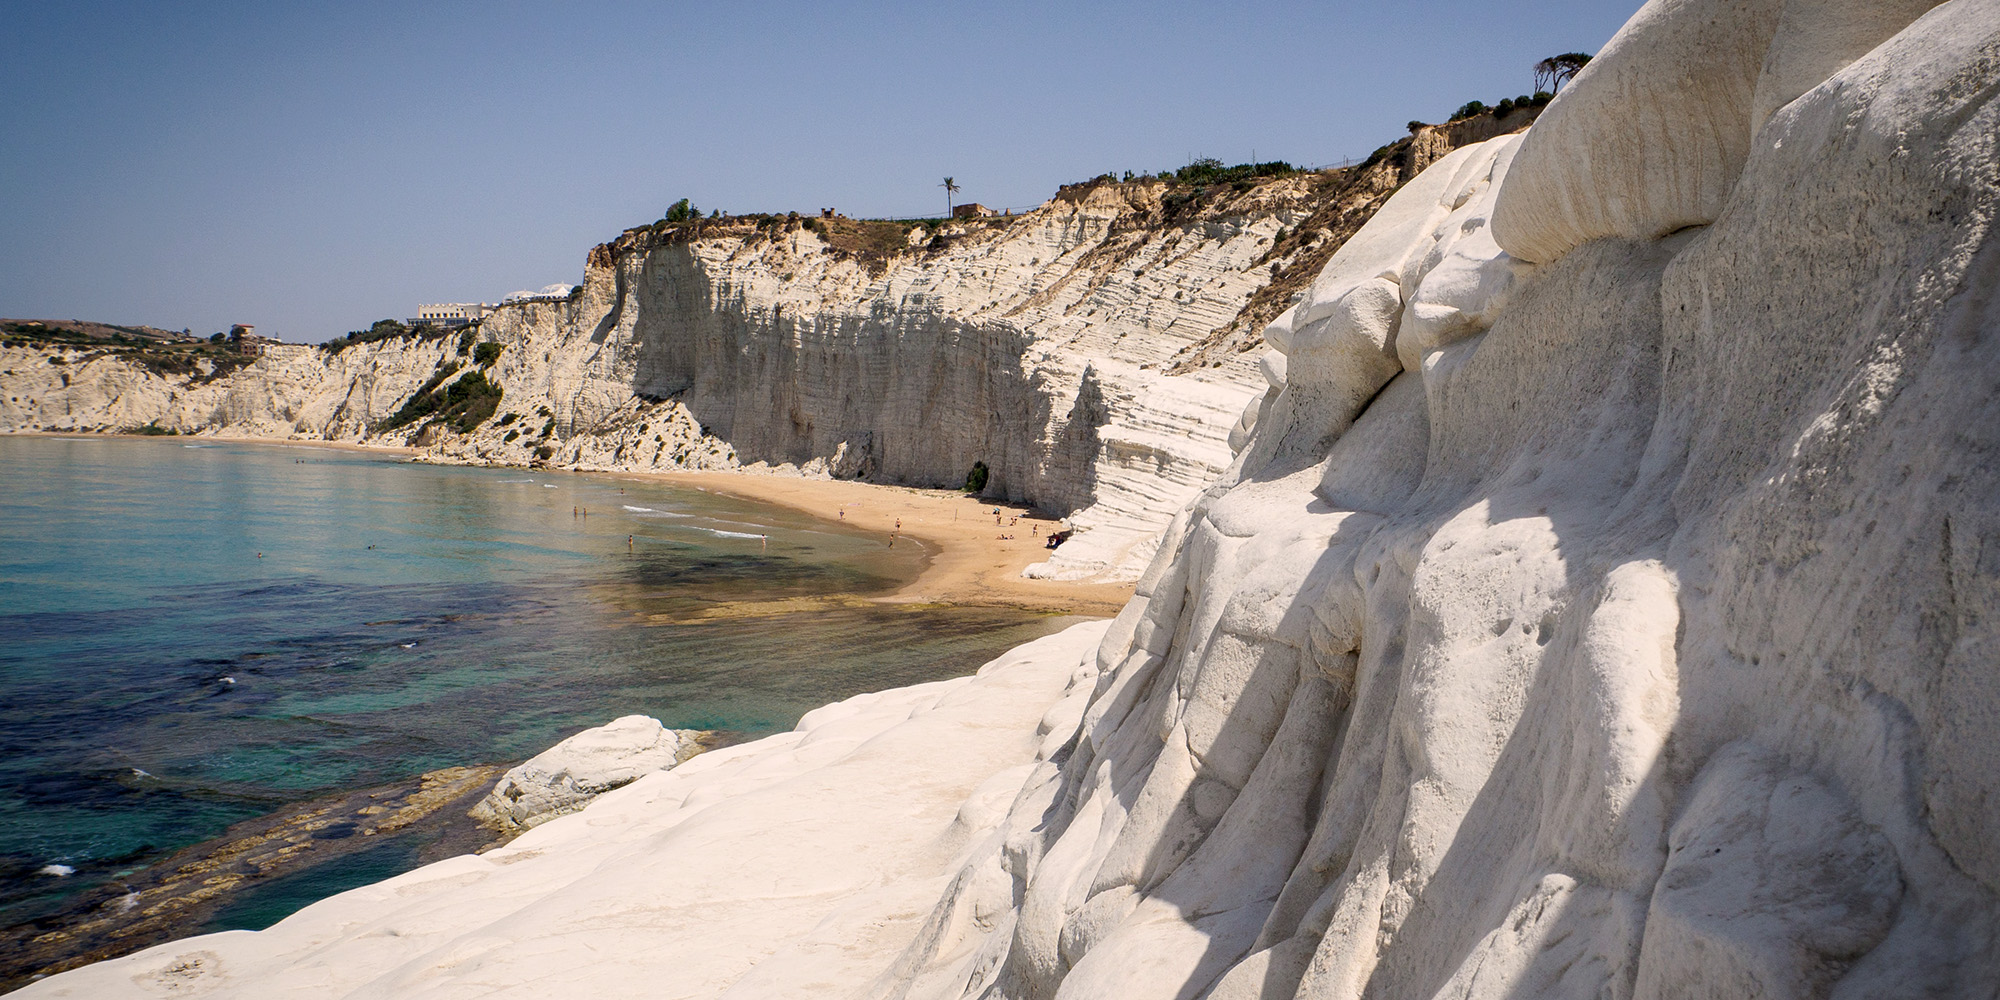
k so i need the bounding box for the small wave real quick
[39,864,74,877]
[621,505,655,513]
[543,484,559,489]
[218,676,236,685]
[703,528,765,540]
[130,768,153,779]
[182,444,210,449]
[117,891,139,912]
[495,479,535,483]
[399,641,417,649]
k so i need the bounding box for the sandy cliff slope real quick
[19,0,2000,996]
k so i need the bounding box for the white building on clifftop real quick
[501,284,577,305]
[408,303,493,328]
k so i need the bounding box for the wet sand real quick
[633,470,1137,618]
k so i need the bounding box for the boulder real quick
[469,715,698,835]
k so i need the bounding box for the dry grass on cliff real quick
[595,103,1542,326]
[608,211,1027,277]
[3,320,262,384]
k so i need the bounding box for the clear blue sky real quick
[0,1,1634,342]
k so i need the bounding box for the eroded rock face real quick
[870,3,2000,998]
[1490,0,1786,264]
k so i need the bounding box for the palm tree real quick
[940,176,960,217]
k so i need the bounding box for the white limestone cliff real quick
[864,4,2000,997]
[18,1,2000,997]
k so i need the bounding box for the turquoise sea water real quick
[0,436,1078,928]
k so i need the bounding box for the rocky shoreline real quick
[0,764,506,991]
[2,718,736,993]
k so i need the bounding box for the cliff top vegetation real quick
[2,320,260,383]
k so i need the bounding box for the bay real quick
[0,435,1078,930]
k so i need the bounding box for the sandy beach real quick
[636,470,1138,617]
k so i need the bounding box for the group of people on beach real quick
[831,500,1060,551]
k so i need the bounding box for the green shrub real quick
[664,198,700,223]
[964,460,990,493]
[458,327,478,354]
[504,429,520,443]
[443,371,504,432]
[474,341,503,366]
[497,412,518,426]
[324,318,415,354]
[1169,158,1297,187]
[131,422,177,436]
[1451,100,1488,120]
[534,444,554,460]
[377,362,463,431]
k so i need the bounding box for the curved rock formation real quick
[875,3,2000,997]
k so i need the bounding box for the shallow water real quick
[0,436,1080,928]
